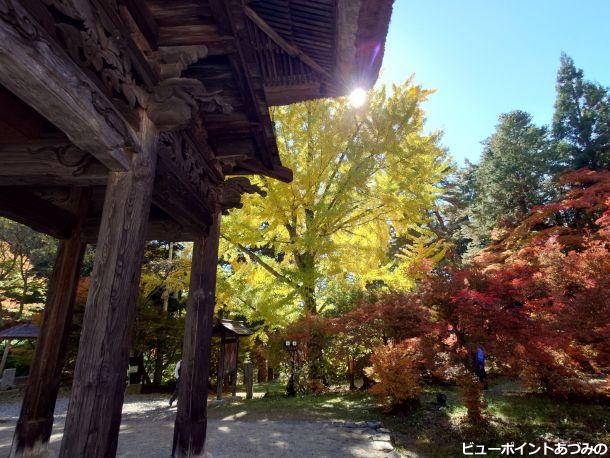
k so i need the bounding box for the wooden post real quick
[0,342,11,377]
[245,363,253,400]
[231,339,239,397]
[216,334,225,401]
[172,213,221,457]
[11,191,88,457]
[60,114,158,458]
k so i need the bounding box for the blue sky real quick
[378,0,610,164]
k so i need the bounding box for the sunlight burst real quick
[348,87,367,108]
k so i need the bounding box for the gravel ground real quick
[0,394,398,457]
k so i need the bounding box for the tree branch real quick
[222,235,299,288]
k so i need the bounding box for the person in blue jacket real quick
[474,346,488,388]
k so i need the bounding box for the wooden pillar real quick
[231,339,239,397]
[216,334,225,401]
[0,342,11,377]
[172,213,220,457]
[11,196,87,457]
[59,114,158,458]
[244,363,253,400]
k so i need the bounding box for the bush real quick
[366,339,422,412]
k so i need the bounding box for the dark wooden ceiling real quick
[0,0,393,241]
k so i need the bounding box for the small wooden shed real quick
[213,319,253,400]
[0,323,40,378]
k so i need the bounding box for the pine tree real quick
[553,53,610,170]
[464,111,555,255]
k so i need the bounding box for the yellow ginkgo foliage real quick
[219,78,450,328]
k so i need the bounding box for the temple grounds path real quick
[0,393,399,457]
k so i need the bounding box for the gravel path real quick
[0,394,397,457]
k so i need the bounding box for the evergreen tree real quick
[432,161,477,262]
[464,111,554,254]
[553,53,610,170]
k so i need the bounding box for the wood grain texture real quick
[10,190,89,458]
[245,362,253,399]
[0,188,76,239]
[216,333,225,401]
[0,4,134,170]
[0,140,108,186]
[244,6,331,78]
[173,213,220,457]
[83,214,198,243]
[59,113,158,458]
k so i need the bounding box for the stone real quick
[371,440,394,452]
[0,369,16,391]
[373,433,392,442]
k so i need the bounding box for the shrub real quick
[366,339,422,412]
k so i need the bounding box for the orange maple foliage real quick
[366,339,423,411]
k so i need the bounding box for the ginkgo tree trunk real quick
[220,79,450,385]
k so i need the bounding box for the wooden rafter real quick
[207,0,292,182]
[244,6,332,80]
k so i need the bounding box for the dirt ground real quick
[0,394,398,457]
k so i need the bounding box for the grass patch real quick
[209,386,383,422]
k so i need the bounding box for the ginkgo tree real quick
[218,79,449,378]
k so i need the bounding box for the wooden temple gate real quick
[0,0,393,456]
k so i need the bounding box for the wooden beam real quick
[94,0,159,89]
[0,86,48,139]
[83,213,198,243]
[0,188,76,239]
[60,113,157,457]
[244,6,332,79]
[264,82,323,106]
[11,191,89,457]
[206,121,263,138]
[120,0,159,50]
[0,140,108,186]
[173,214,221,457]
[230,162,293,183]
[157,26,235,52]
[0,4,134,171]
[153,155,213,231]
[152,131,220,231]
[201,37,237,56]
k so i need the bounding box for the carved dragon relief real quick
[147,78,232,131]
[158,131,221,208]
[0,0,41,41]
[149,45,208,80]
[2,0,232,137]
[41,0,149,109]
